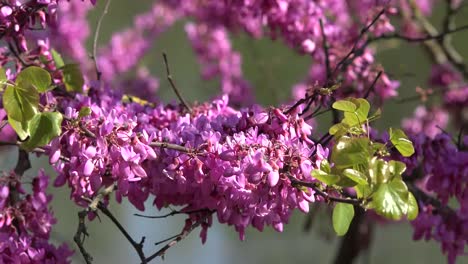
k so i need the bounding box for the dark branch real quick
[97,203,148,264]
[162,52,192,113]
[73,210,93,264]
[145,220,201,263]
[92,0,112,81]
[134,208,213,219]
[364,71,383,99]
[288,176,363,206]
[319,19,332,84]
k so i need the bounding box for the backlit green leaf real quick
[332,137,370,169]
[2,85,38,122]
[342,168,368,185]
[62,64,84,93]
[311,169,340,185]
[372,178,410,220]
[333,100,357,112]
[51,49,65,68]
[407,192,419,220]
[16,66,52,93]
[8,116,29,140]
[22,112,63,150]
[389,128,415,157]
[332,203,355,236]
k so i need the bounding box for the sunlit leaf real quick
[2,85,38,122]
[311,169,340,185]
[372,178,410,220]
[62,64,84,93]
[342,168,368,185]
[332,203,355,236]
[51,49,65,68]
[22,112,63,150]
[7,116,29,140]
[333,100,357,112]
[331,137,370,169]
[389,128,415,157]
[407,192,419,221]
[16,66,52,93]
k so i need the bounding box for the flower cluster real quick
[0,170,73,263]
[46,86,327,240]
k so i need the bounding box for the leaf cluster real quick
[312,98,417,236]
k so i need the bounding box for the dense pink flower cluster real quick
[1,0,468,263]
[0,170,73,263]
[47,87,326,240]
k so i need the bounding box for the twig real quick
[134,208,212,219]
[0,141,70,162]
[368,24,468,43]
[97,203,147,264]
[288,176,362,206]
[332,9,386,76]
[149,141,199,154]
[145,221,201,263]
[74,210,93,264]
[364,71,383,98]
[162,52,192,113]
[319,19,332,84]
[92,0,112,81]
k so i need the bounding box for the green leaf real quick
[388,160,406,178]
[16,66,52,93]
[0,67,6,84]
[332,100,357,112]
[342,168,368,185]
[62,64,84,93]
[320,159,331,174]
[2,85,38,122]
[343,98,370,126]
[372,178,410,220]
[7,116,29,140]
[329,122,349,136]
[51,49,65,68]
[332,137,370,169]
[311,169,340,185]
[332,203,355,236]
[78,106,92,118]
[368,157,391,185]
[389,128,415,157]
[407,192,419,220]
[22,112,63,150]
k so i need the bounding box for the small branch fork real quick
[72,182,207,264]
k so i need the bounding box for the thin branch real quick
[92,0,112,81]
[145,221,201,263]
[162,52,192,113]
[0,141,71,162]
[368,24,468,43]
[149,141,202,155]
[332,9,386,76]
[73,210,93,264]
[364,71,383,98]
[288,176,363,206]
[134,208,212,219]
[97,203,147,264]
[319,19,332,84]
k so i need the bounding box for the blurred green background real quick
[2,1,468,263]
